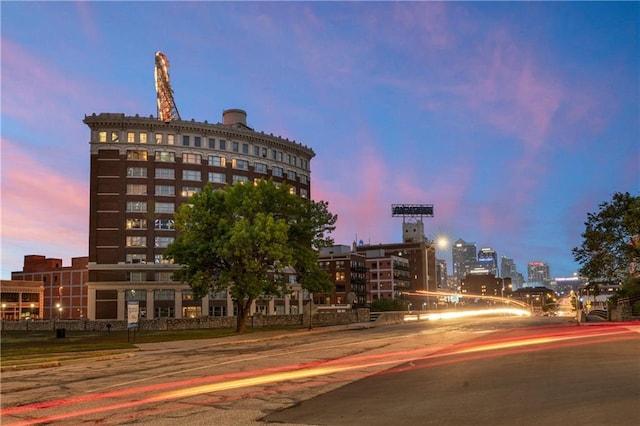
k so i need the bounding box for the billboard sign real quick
[127,301,139,329]
[391,204,434,217]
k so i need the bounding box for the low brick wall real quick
[1,309,370,332]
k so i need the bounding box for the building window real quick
[156,272,173,282]
[127,167,147,177]
[99,131,107,142]
[155,219,175,230]
[219,139,226,150]
[271,150,277,160]
[254,163,267,174]
[154,289,175,300]
[232,141,239,152]
[154,254,173,264]
[182,153,201,164]
[126,218,147,229]
[155,151,175,162]
[182,170,201,181]
[300,188,308,199]
[126,184,147,195]
[127,150,148,160]
[299,175,308,185]
[155,168,175,179]
[155,185,175,196]
[111,131,119,143]
[232,175,248,184]
[126,201,147,212]
[232,159,249,170]
[209,172,226,184]
[140,133,147,144]
[210,306,226,317]
[126,289,147,300]
[272,167,283,177]
[125,253,146,264]
[182,135,190,146]
[253,146,260,156]
[127,132,136,143]
[242,143,249,154]
[207,138,215,149]
[181,186,200,197]
[289,187,296,195]
[155,236,174,247]
[286,170,296,180]
[277,151,283,162]
[167,134,175,145]
[336,272,346,281]
[194,136,201,147]
[155,202,175,213]
[126,236,146,247]
[155,133,163,144]
[208,155,226,167]
[127,272,145,282]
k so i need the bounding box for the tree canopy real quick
[572,192,640,283]
[164,180,337,332]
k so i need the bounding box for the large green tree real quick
[572,192,640,284]
[164,180,337,332]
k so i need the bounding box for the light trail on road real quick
[2,323,638,425]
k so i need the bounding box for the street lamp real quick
[30,303,35,319]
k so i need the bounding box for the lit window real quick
[126,201,147,212]
[125,254,146,264]
[111,132,119,142]
[127,132,135,143]
[336,272,346,281]
[126,184,147,195]
[155,219,175,230]
[155,168,175,179]
[232,159,249,170]
[254,163,267,174]
[182,170,201,181]
[182,153,201,164]
[181,186,200,197]
[155,254,173,264]
[140,133,147,144]
[155,236,174,247]
[272,167,283,177]
[167,134,175,145]
[126,236,146,247]
[99,131,107,142]
[127,150,147,160]
[155,185,175,196]
[126,218,147,229]
[155,133,163,144]
[127,167,147,177]
[289,187,296,195]
[232,175,248,184]
[155,151,175,162]
[155,202,175,213]
[209,172,226,184]
[208,155,226,167]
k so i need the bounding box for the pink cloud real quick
[1,139,88,275]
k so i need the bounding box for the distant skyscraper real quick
[452,239,477,284]
[527,262,551,286]
[501,256,517,279]
[477,248,498,276]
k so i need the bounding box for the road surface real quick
[1,316,638,425]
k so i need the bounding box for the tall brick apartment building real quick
[83,109,315,320]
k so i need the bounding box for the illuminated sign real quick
[391,204,434,217]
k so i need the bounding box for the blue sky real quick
[1,1,638,279]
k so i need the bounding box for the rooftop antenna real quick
[154,51,181,123]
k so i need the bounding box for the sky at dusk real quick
[1,2,638,280]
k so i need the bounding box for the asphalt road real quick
[1,316,638,425]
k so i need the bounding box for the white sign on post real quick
[127,301,139,329]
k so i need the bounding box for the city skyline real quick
[2,2,638,279]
